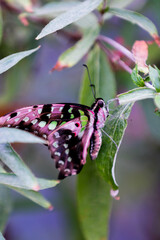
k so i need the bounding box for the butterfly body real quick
[0,98,108,179]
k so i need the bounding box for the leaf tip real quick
[50,61,69,72]
[33,184,40,191]
[48,205,54,211]
[110,189,120,200]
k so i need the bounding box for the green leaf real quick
[96,103,133,190]
[0,166,54,210]
[36,0,103,40]
[149,65,160,92]
[32,1,79,17]
[131,66,145,87]
[108,8,158,37]
[77,158,111,240]
[108,0,134,8]
[0,232,6,240]
[78,44,116,239]
[10,187,53,210]
[0,143,39,191]
[118,87,156,105]
[0,185,12,233]
[0,46,40,74]
[0,128,46,144]
[80,44,116,105]
[0,7,3,44]
[154,93,160,109]
[53,14,100,69]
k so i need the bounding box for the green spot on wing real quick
[60,121,67,126]
[79,110,84,116]
[71,114,74,119]
[80,115,88,127]
[48,121,57,130]
[68,108,73,113]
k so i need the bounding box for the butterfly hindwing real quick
[48,117,94,179]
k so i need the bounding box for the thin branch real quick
[98,41,132,74]
[98,35,135,62]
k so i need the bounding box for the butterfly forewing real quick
[0,103,95,179]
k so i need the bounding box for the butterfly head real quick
[91,98,109,129]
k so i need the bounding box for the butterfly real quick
[0,98,109,179]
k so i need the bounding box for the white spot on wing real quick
[31,119,38,125]
[68,157,72,162]
[53,141,59,148]
[38,109,42,114]
[59,107,63,112]
[63,143,68,149]
[55,151,61,156]
[23,117,29,122]
[15,118,20,122]
[58,160,64,165]
[65,149,69,155]
[51,106,54,112]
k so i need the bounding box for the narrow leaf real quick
[108,8,158,37]
[0,166,53,210]
[109,0,134,8]
[78,44,116,239]
[149,65,160,92]
[36,0,103,39]
[32,1,79,17]
[0,46,40,74]
[10,187,53,210]
[0,144,39,191]
[118,87,156,105]
[0,128,46,144]
[96,103,133,190]
[53,14,99,70]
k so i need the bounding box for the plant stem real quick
[98,41,132,74]
[98,35,135,62]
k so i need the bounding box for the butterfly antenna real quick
[101,128,118,149]
[83,64,96,100]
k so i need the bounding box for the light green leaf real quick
[149,65,160,92]
[0,232,5,240]
[0,128,46,144]
[131,66,145,87]
[36,0,103,39]
[97,103,133,190]
[154,93,160,109]
[32,1,79,17]
[53,14,99,69]
[118,87,156,105]
[108,8,158,37]
[108,0,134,8]
[11,187,53,210]
[0,143,39,191]
[0,166,54,210]
[0,46,40,74]
[78,44,116,239]
[0,7,3,44]
[0,172,59,190]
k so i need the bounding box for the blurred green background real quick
[1,0,160,239]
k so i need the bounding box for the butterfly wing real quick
[0,103,95,178]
